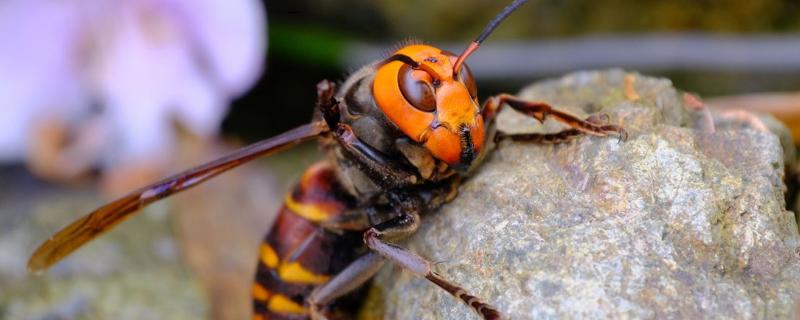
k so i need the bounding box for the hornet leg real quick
[317,80,422,189]
[307,252,386,320]
[332,124,419,187]
[496,113,626,144]
[482,93,626,141]
[364,212,502,320]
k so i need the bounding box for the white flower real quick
[0,0,266,178]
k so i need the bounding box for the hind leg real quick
[307,252,385,320]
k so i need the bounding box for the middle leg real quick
[364,212,502,320]
[307,252,385,320]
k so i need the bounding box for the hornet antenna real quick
[453,0,529,75]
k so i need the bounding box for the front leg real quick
[317,80,422,189]
[316,79,341,130]
[482,93,626,140]
[495,113,627,144]
[315,79,409,170]
[364,212,502,320]
[334,124,420,187]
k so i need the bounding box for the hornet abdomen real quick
[252,161,367,320]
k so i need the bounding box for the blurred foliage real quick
[269,23,348,69]
[224,0,800,140]
[285,0,800,42]
[380,0,800,40]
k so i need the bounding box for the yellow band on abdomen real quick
[284,194,333,222]
[278,261,330,285]
[268,294,308,314]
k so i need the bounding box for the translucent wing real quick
[28,122,327,272]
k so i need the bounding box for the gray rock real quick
[368,70,800,319]
[0,188,207,320]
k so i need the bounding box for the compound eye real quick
[398,64,436,112]
[458,63,477,99]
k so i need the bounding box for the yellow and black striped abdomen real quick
[253,161,366,320]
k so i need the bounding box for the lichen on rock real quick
[368,70,800,319]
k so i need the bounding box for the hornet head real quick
[372,0,528,171]
[373,44,484,170]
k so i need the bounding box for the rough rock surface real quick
[0,177,206,320]
[368,70,800,319]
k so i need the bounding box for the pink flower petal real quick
[0,1,87,160]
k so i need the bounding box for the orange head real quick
[373,44,484,170]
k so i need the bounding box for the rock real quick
[368,70,800,319]
[0,173,207,320]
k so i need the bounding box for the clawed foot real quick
[310,304,329,320]
[584,113,627,142]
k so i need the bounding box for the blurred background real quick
[1,0,799,319]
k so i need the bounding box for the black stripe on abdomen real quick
[252,161,368,319]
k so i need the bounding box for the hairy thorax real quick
[318,63,460,208]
